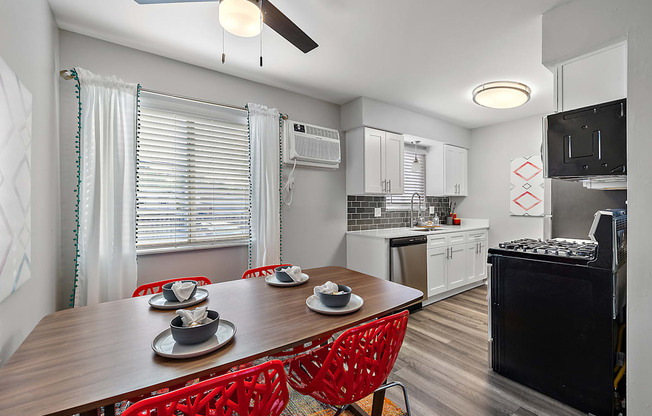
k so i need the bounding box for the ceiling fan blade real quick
[262,1,318,53]
[133,0,216,4]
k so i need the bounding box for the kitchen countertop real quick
[346,219,490,240]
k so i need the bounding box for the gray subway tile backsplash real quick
[346,195,450,231]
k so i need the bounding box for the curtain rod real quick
[59,69,289,119]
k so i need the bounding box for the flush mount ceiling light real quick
[219,0,263,38]
[472,81,531,109]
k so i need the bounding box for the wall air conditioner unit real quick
[283,120,341,168]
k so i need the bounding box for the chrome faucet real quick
[410,192,422,227]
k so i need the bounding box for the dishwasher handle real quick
[389,236,428,247]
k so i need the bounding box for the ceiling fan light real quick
[472,81,531,109]
[219,0,262,38]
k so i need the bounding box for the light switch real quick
[429,206,435,214]
[374,207,382,217]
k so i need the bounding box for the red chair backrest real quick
[287,310,410,406]
[132,277,212,297]
[241,264,292,279]
[122,360,289,416]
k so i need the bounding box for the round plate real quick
[265,273,309,287]
[306,294,364,315]
[148,288,209,310]
[152,319,237,359]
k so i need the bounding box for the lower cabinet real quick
[427,230,488,299]
[447,244,467,289]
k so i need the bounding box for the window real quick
[136,91,250,253]
[387,148,426,207]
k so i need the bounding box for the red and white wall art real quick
[510,155,544,217]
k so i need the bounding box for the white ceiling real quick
[48,0,567,129]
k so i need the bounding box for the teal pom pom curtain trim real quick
[70,68,82,308]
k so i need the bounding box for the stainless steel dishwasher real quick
[390,235,428,304]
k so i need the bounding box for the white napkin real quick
[280,265,303,282]
[314,281,339,296]
[171,281,196,302]
[176,306,210,327]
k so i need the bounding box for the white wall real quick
[543,1,652,413]
[0,1,60,364]
[58,31,345,301]
[341,97,471,148]
[455,115,545,248]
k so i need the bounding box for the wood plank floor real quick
[385,285,585,416]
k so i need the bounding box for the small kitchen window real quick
[135,91,251,254]
[386,146,427,209]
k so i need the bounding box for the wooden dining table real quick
[0,266,422,416]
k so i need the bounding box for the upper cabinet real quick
[346,127,404,195]
[426,141,468,197]
[444,145,467,196]
[557,43,626,112]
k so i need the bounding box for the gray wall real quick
[456,115,546,248]
[543,1,652,412]
[341,97,471,148]
[58,31,345,302]
[550,179,627,240]
[0,1,60,364]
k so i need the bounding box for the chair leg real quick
[374,381,412,416]
[333,404,349,416]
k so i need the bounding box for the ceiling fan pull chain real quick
[259,0,263,67]
[222,27,226,64]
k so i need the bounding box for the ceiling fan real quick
[133,0,318,54]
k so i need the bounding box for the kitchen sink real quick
[410,228,443,233]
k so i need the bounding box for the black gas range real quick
[488,210,627,416]
[493,237,598,264]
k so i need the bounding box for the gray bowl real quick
[162,281,198,302]
[170,310,220,345]
[274,266,294,283]
[317,284,352,308]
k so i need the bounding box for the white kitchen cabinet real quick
[425,141,468,197]
[465,240,487,283]
[558,43,626,112]
[447,244,467,289]
[427,229,488,298]
[443,145,467,196]
[466,230,488,284]
[346,127,404,195]
[383,131,404,194]
[427,246,447,297]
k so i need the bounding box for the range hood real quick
[544,99,627,190]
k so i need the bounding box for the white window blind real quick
[388,149,426,206]
[136,91,250,253]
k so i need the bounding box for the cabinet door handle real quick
[450,247,453,259]
[476,242,479,254]
[382,179,386,193]
[388,179,392,193]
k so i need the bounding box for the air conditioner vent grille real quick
[295,135,340,162]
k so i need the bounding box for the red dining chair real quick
[242,264,332,358]
[122,360,289,416]
[284,310,412,416]
[241,264,291,279]
[132,276,212,297]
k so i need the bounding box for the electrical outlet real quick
[374,207,382,217]
[429,206,435,214]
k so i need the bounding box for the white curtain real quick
[74,68,138,306]
[248,103,281,268]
